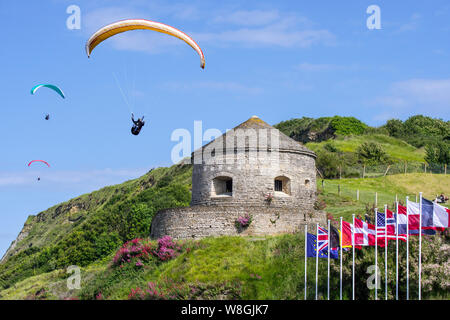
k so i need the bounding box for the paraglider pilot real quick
[45,114,50,120]
[131,113,145,135]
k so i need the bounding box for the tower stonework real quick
[151,116,326,239]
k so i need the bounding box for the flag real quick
[307,232,338,259]
[432,201,450,230]
[422,197,449,231]
[376,211,388,247]
[406,201,436,235]
[340,221,353,248]
[353,218,376,247]
[329,225,340,250]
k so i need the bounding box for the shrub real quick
[235,214,253,230]
[356,142,390,165]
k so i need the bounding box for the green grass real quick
[1,171,448,300]
[306,134,425,162]
[320,173,449,221]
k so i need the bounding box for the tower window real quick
[212,176,233,196]
[275,179,283,191]
[274,176,291,195]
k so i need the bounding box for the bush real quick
[330,116,367,136]
[356,142,390,165]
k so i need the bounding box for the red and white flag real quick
[353,218,376,247]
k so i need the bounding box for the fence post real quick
[375,192,378,206]
[339,166,342,180]
[322,179,324,189]
[424,163,427,173]
[445,164,447,175]
[363,165,366,178]
[357,189,359,201]
[404,161,407,174]
[338,184,341,196]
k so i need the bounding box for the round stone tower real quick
[190,115,317,208]
[150,116,324,240]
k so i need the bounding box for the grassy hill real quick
[0,170,448,300]
[0,114,448,300]
[306,134,425,163]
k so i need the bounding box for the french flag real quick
[398,198,449,236]
[423,197,450,231]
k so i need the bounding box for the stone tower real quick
[151,116,325,239]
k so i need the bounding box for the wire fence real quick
[319,179,448,209]
[318,162,448,179]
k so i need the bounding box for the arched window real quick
[274,176,291,195]
[212,176,233,197]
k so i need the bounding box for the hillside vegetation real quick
[0,114,448,300]
[0,172,448,300]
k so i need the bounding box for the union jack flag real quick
[317,226,329,252]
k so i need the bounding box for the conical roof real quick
[194,116,316,158]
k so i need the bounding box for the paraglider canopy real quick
[28,160,50,167]
[85,19,205,69]
[31,84,65,99]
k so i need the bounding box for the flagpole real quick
[352,214,355,300]
[384,204,388,300]
[315,223,319,300]
[395,200,399,300]
[340,217,343,300]
[375,207,378,300]
[327,219,330,300]
[419,192,422,300]
[305,224,307,300]
[406,196,409,300]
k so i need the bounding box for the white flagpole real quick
[375,207,378,300]
[315,223,319,300]
[395,200,399,300]
[352,214,355,300]
[419,192,423,300]
[305,224,307,300]
[406,196,409,300]
[340,217,343,300]
[327,219,330,300]
[384,204,388,300]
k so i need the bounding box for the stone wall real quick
[150,205,326,240]
[191,150,316,209]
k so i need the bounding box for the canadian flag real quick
[354,218,376,246]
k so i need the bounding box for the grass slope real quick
[1,172,448,300]
[306,134,425,162]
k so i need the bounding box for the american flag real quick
[377,210,406,245]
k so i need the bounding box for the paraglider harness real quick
[45,114,50,120]
[131,113,145,135]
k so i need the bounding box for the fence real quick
[319,179,445,209]
[317,162,448,179]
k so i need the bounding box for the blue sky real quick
[0,0,449,256]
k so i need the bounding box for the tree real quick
[356,142,389,165]
[425,141,450,166]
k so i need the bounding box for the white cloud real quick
[82,6,335,55]
[212,10,281,26]
[295,63,344,72]
[0,168,148,188]
[371,78,450,120]
[162,81,262,95]
[397,13,421,32]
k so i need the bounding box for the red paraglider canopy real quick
[28,160,50,167]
